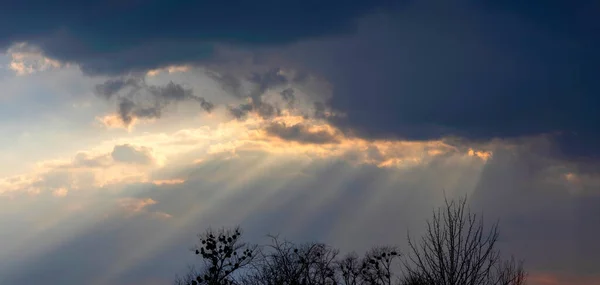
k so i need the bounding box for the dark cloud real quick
[228,101,281,120]
[313,102,328,119]
[280,88,296,106]
[274,0,600,161]
[265,122,339,144]
[95,79,214,124]
[0,0,394,75]
[111,144,154,164]
[219,68,291,120]
[206,72,243,98]
[94,78,141,100]
[227,103,254,120]
[247,68,288,99]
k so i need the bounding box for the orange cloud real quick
[117,197,157,213]
[213,114,486,168]
[0,144,162,197]
[0,110,495,198]
[152,179,185,186]
[7,42,62,75]
[116,197,172,219]
[97,114,136,131]
[146,64,191,77]
[52,187,69,197]
[468,148,493,161]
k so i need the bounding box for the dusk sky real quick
[0,1,599,284]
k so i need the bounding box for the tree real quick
[175,227,258,285]
[175,197,526,285]
[403,197,526,285]
[243,235,340,285]
[337,246,402,285]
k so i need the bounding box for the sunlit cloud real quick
[117,197,157,213]
[0,144,160,197]
[468,148,493,161]
[6,43,62,75]
[146,65,192,77]
[51,187,68,197]
[97,113,139,131]
[561,171,600,195]
[151,179,185,186]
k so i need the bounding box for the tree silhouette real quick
[175,197,526,285]
[403,197,526,285]
[336,246,402,285]
[175,227,258,285]
[243,235,340,285]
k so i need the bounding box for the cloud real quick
[151,179,185,186]
[111,144,155,165]
[265,122,340,144]
[71,152,113,168]
[0,113,489,199]
[280,88,296,106]
[0,144,162,198]
[117,197,170,219]
[206,71,244,98]
[52,187,68,197]
[96,113,138,130]
[5,43,62,75]
[222,68,291,120]
[268,0,600,161]
[0,1,392,75]
[94,79,214,126]
[208,67,333,123]
[94,78,140,100]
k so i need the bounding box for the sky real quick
[0,1,599,284]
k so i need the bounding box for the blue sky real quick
[0,1,599,284]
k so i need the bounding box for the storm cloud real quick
[0,0,394,75]
[95,78,214,125]
[270,0,600,161]
[265,122,339,144]
[214,68,292,120]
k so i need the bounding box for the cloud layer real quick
[94,78,214,126]
[270,1,599,161]
[0,0,393,75]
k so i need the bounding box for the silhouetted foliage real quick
[175,227,258,285]
[175,197,526,285]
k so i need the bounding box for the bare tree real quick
[243,235,339,285]
[403,197,526,285]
